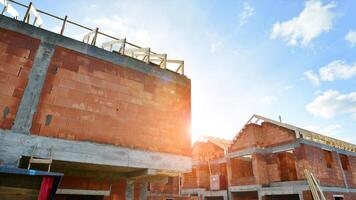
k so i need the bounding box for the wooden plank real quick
[56,189,110,196]
[0,185,39,200]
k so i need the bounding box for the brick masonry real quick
[26,46,191,156]
[183,141,227,190]
[228,121,356,199]
[0,28,40,129]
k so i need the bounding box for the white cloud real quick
[260,96,277,105]
[345,30,356,47]
[271,0,335,46]
[304,60,356,85]
[304,70,320,86]
[85,16,152,47]
[239,2,255,26]
[319,60,356,81]
[306,90,356,119]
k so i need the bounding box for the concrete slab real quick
[0,130,191,172]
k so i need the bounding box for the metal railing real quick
[1,0,185,75]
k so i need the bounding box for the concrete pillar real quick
[298,191,304,200]
[258,191,263,200]
[126,180,134,200]
[336,152,349,189]
[228,190,233,200]
[139,182,148,200]
[12,42,55,134]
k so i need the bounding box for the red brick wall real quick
[0,29,40,129]
[229,124,262,152]
[343,154,356,188]
[229,157,255,186]
[31,47,191,156]
[192,141,225,161]
[59,176,112,190]
[299,145,346,187]
[59,176,129,200]
[183,167,198,189]
[229,122,296,152]
[150,176,179,195]
[181,140,228,190]
[183,162,227,190]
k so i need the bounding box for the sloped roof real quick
[196,135,232,150]
[233,114,356,152]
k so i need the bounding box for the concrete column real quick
[336,152,349,189]
[139,182,148,200]
[298,191,304,200]
[228,190,233,200]
[12,42,55,134]
[126,180,134,200]
[258,191,263,200]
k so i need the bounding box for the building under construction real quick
[0,1,355,200]
[0,1,190,200]
[151,115,356,200]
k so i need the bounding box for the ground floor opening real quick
[264,194,299,200]
[232,191,258,200]
[56,194,104,200]
[205,196,224,200]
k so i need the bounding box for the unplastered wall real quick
[29,46,191,156]
[0,28,40,129]
[229,122,296,153]
[193,141,225,160]
[149,176,179,195]
[300,145,348,187]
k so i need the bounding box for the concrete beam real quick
[227,139,356,158]
[0,15,190,87]
[229,182,356,198]
[12,42,55,134]
[127,169,157,179]
[0,130,191,172]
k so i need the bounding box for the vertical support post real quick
[91,27,99,46]
[139,182,147,200]
[258,191,263,200]
[125,180,134,200]
[23,2,32,23]
[1,1,8,15]
[299,191,305,200]
[12,42,55,134]
[121,38,126,54]
[181,61,185,75]
[146,48,150,64]
[60,15,67,35]
[38,176,54,200]
[161,54,167,69]
[336,152,349,189]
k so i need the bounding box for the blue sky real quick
[5,0,355,143]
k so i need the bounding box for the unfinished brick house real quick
[227,115,356,200]
[147,176,182,200]
[181,136,231,200]
[0,2,191,199]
